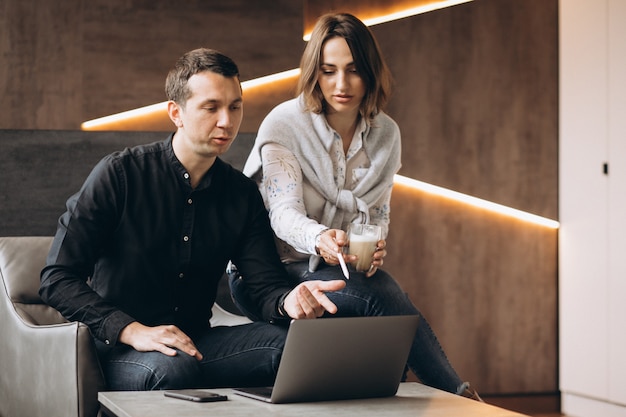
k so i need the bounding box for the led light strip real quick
[81,102,168,130]
[303,0,474,40]
[81,69,302,130]
[393,174,560,229]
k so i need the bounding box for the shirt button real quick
[184,173,190,179]
[104,339,110,345]
[179,273,184,278]
[187,198,193,204]
[183,236,189,242]
[174,307,179,312]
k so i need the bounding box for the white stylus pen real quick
[337,252,350,279]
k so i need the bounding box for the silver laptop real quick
[233,315,419,403]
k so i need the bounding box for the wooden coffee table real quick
[99,382,529,417]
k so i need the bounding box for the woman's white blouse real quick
[259,122,392,263]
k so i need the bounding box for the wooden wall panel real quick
[80,0,304,128]
[386,184,558,394]
[0,0,84,130]
[374,0,559,394]
[0,0,304,130]
[375,0,558,219]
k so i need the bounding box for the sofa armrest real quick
[1,236,105,417]
[0,295,106,417]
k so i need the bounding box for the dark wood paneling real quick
[0,0,304,130]
[0,0,84,130]
[373,0,559,394]
[387,184,558,394]
[80,0,304,125]
[375,0,559,219]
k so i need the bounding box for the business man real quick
[40,48,345,390]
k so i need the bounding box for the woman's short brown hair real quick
[297,13,392,122]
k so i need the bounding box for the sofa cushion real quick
[0,236,68,325]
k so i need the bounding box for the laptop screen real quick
[234,315,419,403]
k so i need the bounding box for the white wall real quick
[559,0,626,415]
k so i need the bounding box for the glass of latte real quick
[346,224,381,272]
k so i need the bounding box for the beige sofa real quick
[0,236,250,417]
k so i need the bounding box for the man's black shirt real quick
[40,136,292,345]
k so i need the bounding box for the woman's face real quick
[317,37,366,117]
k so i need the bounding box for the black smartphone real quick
[164,389,228,402]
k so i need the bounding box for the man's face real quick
[175,71,243,160]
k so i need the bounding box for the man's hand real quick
[283,280,346,319]
[118,321,203,360]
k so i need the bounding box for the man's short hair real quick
[165,48,240,107]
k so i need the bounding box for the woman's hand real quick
[316,229,387,277]
[366,239,387,277]
[316,228,348,265]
